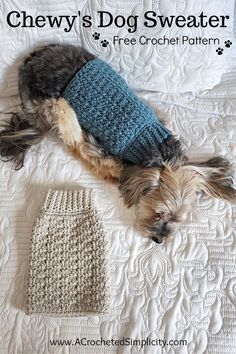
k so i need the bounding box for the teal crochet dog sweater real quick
[63,59,172,164]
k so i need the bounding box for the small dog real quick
[0,44,235,243]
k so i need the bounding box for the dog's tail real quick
[0,101,54,170]
[0,112,43,169]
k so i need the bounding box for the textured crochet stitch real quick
[26,189,110,316]
[63,59,172,165]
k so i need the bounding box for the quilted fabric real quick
[0,69,236,353]
[0,0,234,97]
[0,1,236,353]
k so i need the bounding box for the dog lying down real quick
[0,44,235,243]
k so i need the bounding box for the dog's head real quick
[119,157,236,243]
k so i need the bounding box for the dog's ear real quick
[119,166,160,207]
[141,136,185,168]
[187,157,236,202]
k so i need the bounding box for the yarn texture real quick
[26,189,110,316]
[63,59,172,165]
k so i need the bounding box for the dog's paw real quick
[216,48,224,55]
[101,40,109,48]
[225,40,232,48]
[92,32,100,40]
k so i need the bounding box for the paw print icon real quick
[92,32,100,40]
[225,40,232,48]
[101,40,109,48]
[216,48,224,55]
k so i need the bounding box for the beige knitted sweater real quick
[25,189,110,316]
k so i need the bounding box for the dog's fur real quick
[0,44,235,243]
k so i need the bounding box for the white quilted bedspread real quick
[1,71,236,354]
[1,0,236,353]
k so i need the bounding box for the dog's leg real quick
[78,132,123,182]
[43,97,83,148]
[47,98,122,182]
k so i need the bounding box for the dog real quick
[0,43,235,244]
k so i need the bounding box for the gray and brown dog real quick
[0,44,235,243]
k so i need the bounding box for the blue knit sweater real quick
[63,59,172,164]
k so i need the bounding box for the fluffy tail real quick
[0,112,44,169]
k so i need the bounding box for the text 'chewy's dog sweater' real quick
[63,59,172,164]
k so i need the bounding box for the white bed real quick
[1,71,236,354]
[1,1,236,353]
